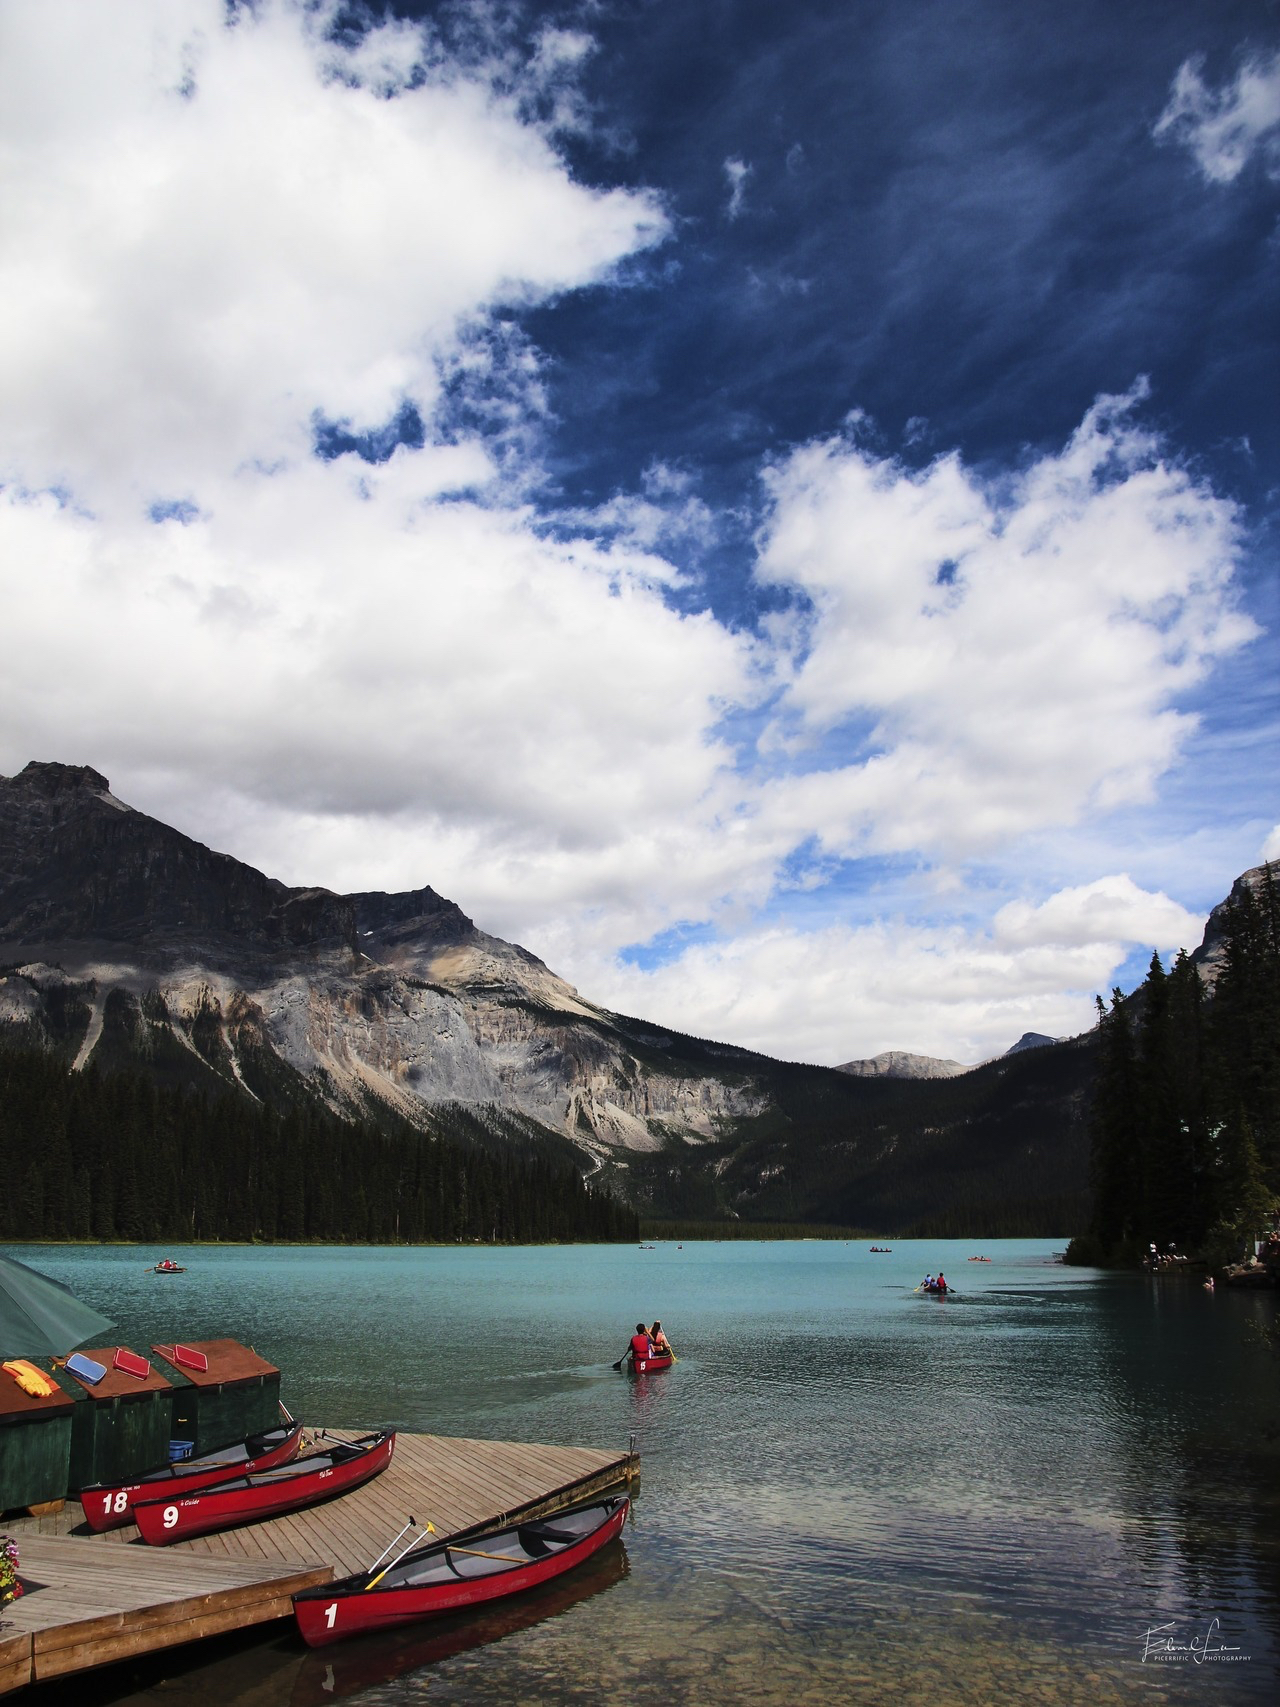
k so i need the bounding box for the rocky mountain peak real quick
[0,760,352,968]
[15,760,117,798]
[351,883,475,949]
[1005,1032,1062,1055]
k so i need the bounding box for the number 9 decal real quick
[163,1505,179,1529]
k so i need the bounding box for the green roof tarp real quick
[0,1253,115,1359]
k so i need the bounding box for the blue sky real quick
[1,0,1277,1063]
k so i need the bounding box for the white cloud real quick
[0,462,754,903]
[0,0,665,512]
[1154,51,1280,183]
[577,877,1199,1066]
[1262,825,1280,862]
[724,157,752,219]
[992,875,1203,954]
[753,385,1255,863]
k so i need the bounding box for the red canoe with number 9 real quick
[79,1423,304,1531]
[133,1430,395,1545]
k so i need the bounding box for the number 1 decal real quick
[324,1602,338,1628]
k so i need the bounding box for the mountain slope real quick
[0,759,1106,1231]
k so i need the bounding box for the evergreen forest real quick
[0,1042,638,1245]
[1075,865,1280,1265]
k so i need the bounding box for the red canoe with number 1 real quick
[134,1430,394,1545]
[79,1422,304,1531]
[293,1495,629,1645]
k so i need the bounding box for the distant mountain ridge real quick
[4,759,1243,1235]
[836,1050,969,1080]
[836,1034,1063,1081]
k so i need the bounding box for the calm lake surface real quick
[7,1239,1279,1705]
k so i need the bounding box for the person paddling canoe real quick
[627,1323,653,1365]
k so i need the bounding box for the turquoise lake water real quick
[6,1239,1279,1705]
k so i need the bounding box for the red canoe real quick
[629,1351,674,1373]
[293,1495,629,1646]
[134,1429,394,1545]
[79,1422,304,1531]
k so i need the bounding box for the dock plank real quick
[0,1633,29,1699]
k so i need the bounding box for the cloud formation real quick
[0,0,665,510]
[1154,50,1280,183]
[753,387,1254,862]
[0,1,1264,1064]
[580,872,1205,1067]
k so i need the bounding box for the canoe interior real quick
[195,1434,376,1497]
[298,1496,627,1601]
[88,1424,298,1493]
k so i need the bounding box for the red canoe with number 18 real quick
[79,1422,304,1531]
[133,1430,394,1545]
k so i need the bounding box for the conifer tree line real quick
[1079,865,1280,1264]
[0,1042,638,1245]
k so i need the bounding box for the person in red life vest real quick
[650,1321,671,1354]
[630,1323,654,1363]
[936,1272,948,1293]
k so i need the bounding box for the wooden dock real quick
[0,1428,636,1696]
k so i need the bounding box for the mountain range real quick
[1,759,1252,1234]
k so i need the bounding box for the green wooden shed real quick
[151,1340,281,1456]
[0,1366,74,1513]
[53,1348,176,1494]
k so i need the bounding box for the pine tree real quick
[1089,991,1142,1252]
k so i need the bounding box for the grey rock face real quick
[0,762,763,1159]
[1192,863,1275,988]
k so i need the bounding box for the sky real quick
[2,0,1278,1067]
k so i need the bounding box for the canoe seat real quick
[521,1522,582,1545]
